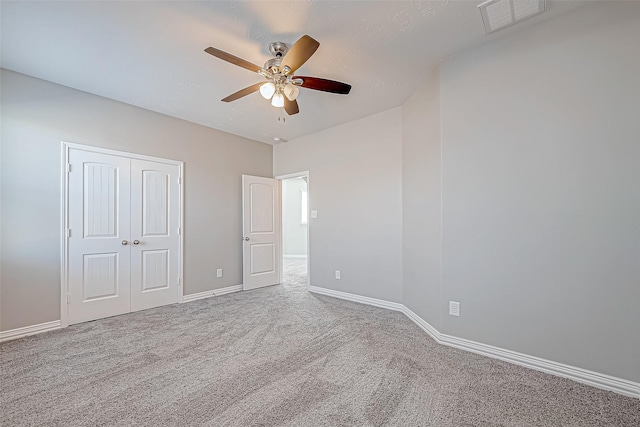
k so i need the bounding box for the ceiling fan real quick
[204,35,351,116]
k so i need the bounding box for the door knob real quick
[244,237,250,241]
[121,240,129,245]
[133,240,140,245]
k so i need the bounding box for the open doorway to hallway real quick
[280,175,309,289]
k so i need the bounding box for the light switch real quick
[311,210,318,219]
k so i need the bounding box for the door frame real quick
[60,141,184,328]
[275,171,310,290]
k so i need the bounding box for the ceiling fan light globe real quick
[271,93,285,108]
[260,82,276,99]
[284,84,299,101]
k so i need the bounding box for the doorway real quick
[278,172,309,289]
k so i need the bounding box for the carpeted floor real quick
[1,259,638,426]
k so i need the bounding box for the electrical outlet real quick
[335,270,341,280]
[449,301,460,317]
[216,268,223,278]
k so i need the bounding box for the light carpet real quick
[1,259,638,426]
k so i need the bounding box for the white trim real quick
[4,286,638,398]
[60,143,70,328]
[181,290,214,303]
[0,321,62,343]
[402,306,442,342]
[436,330,640,399]
[300,188,308,225]
[214,285,242,296]
[60,141,185,325]
[308,285,640,399]
[309,286,404,312]
[62,142,183,166]
[3,284,243,342]
[276,171,311,291]
[181,285,243,303]
[276,171,310,181]
[178,161,185,302]
[283,255,308,259]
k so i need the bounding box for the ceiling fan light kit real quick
[284,84,299,101]
[205,35,351,116]
[271,92,285,108]
[260,82,276,99]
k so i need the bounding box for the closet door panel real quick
[130,159,181,311]
[67,150,131,324]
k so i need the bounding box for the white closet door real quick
[68,150,131,324]
[130,159,180,311]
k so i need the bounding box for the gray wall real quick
[274,108,403,303]
[276,1,639,384]
[438,2,640,382]
[401,73,442,330]
[0,70,272,331]
[282,177,307,257]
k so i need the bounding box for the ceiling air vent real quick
[478,0,546,34]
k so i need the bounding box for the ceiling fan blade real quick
[205,47,262,73]
[221,82,264,102]
[284,98,299,115]
[294,76,352,95]
[281,35,319,74]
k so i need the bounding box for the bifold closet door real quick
[130,159,180,311]
[68,150,132,325]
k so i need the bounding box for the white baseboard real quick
[438,329,640,399]
[309,286,640,399]
[215,284,243,296]
[2,286,244,342]
[283,255,308,259]
[3,286,637,398]
[402,307,639,398]
[0,320,62,343]
[402,306,441,342]
[309,286,404,312]
[182,284,242,303]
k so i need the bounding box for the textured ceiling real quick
[1,1,586,144]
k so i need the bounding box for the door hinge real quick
[177,278,181,287]
[177,227,181,235]
[178,176,182,185]
[66,163,71,173]
[67,295,70,304]
[67,229,71,238]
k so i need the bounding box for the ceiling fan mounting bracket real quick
[268,42,288,58]
[264,42,289,71]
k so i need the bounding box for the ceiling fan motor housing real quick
[264,57,283,70]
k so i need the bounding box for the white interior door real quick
[242,175,281,290]
[130,159,181,311]
[68,149,131,324]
